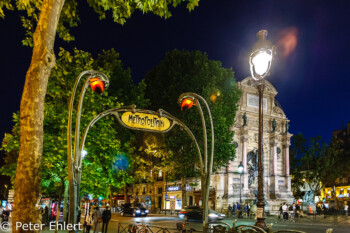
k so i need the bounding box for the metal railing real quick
[118,222,200,233]
[118,221,333,233]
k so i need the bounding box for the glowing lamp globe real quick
[251,51,272,76]
[249,30,274,81]
[90,77,105,95]
[180,98,195,111]
[238,162,244,174]
[210,94,217,103]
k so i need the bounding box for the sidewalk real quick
[224,214,350,226]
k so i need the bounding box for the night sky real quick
[1,0,350,144]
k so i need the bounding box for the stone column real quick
[284,145,290,176]
[283,133,292,192]
[270,134,279,193]
[272,143,277,175]
[242,139,247,173]
[241,133,249,192]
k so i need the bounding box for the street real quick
[81,213,350,233]
[1,213,349,233]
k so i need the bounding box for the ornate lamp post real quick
[238,162,244,204]
[67,70,109,227]
[249,30,274,230]
[178,92,214,233]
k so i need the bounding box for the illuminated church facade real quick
[212,76,294,212]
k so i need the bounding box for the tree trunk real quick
[151,181,156,213]
[124,183,128,203]
[63,180,69,223]
[181,176,187,208]
[55,181,65,233]
[201,175,210,233]
[109,185,113,207]
[13,1,64,233]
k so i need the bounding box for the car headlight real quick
[221,214,225,217]
[136,210,141,213]
[145,210,149,213]
[209,213,218,218]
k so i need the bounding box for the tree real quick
[319,136,350,209]
[0,47,146,227]
[290,134,327,201]
[0,0,199,229]
[144,49,241,225]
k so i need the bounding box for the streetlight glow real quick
[251,51,272,76]
[249,30,274,81]
[81,150,87,159]
[238,161,244,174]
[238,161,244,204]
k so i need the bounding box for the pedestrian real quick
[93,207,102,233]
[282,202,288,221]
[228,204,232,216]
[2,206,10,223]
[85,211,94,233]
[345,203,348,216]
[295,203,300,218]
[246,204,250,217]
[232,203,236,216]
[308,204,313,215]
[237,203,243,219]
[102,206,111,233]
[42,205,49,227]
[76,210,81,233]
[278,204,283,220]
[316,204,322,215]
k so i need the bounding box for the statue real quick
[243,112,247,126]
[272,118,276,132]
[286,122,290,133]
[303,190,315,211]
[247,149,258,186]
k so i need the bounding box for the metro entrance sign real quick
[121,111,171,132]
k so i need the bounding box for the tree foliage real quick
[0,0,199,47]
[1,0,200,229]
[290,132,350,200]
[290,134,328,199]
[144,49,241,179]
[0,47,147,197]
[321,137,350,187]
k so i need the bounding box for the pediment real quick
[240,76,278,95]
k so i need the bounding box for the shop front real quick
[322,186,350,208]
[164,185,182,210]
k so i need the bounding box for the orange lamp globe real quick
[181,98,194,111]
[90,78,105,95]
[210,94,217,103]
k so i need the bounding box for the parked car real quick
[121,203,149,217]
[179,206,225,221]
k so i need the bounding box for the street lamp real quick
[249,30,275,231]
[238,162,244,204]
[67,70,109,228]
[81,150,88,159]
[178,93,214,233]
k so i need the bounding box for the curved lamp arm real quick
[158,109,204,175]
[67,70,109,171]
[178,92,215,173]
